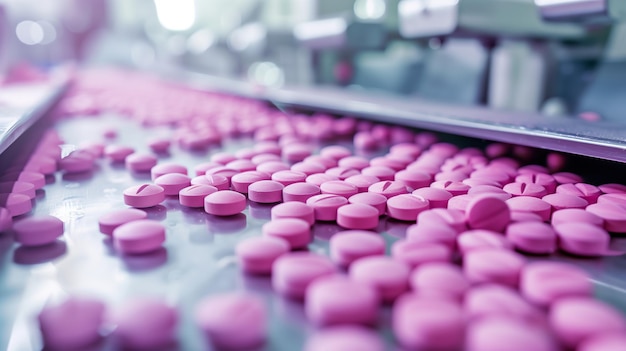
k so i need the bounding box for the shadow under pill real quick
[35,189,46,200]
[45,174,55,185]
[143,205,168,221]
[130,171,152,181]
[181,207,209,224]
[207,213,247,234]
[62,170,95,182]
[121,247,168,272]
[385,219,412,239]
[248,201,275,220]
[311,222,344,241]
[13,241,67,265]
[239,273,273,293]
[273,294,307,323]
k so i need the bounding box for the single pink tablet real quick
[470,168,512,186]
[520,261,592,307]
[465,284,544,323]
[553,171,584,184]
[550,297,626,349]
[597,193,626,208]
[556,183,601,203]
[194,162,222,177]
[192,174,229,191]
[271,170,307,186]
[325,167,360,180]
[113,220,165,254]
[553,222,614,256]
[123,184,165,208]
[304,326,385,351]
[386,194,429,221]
[368,181,408,199]
[151,163,187,181]
[248,180,284,203]
[236,236,290,274]
[226,159,257,172]
[320,145,352,160]
[394,170,431,190]
[431,180,470,196]
[58,154,94,173]
[391,240,452,269]
[154,173,191,196]
[552,208,603,227]
[515,173,557,193]
[271,201,315,225]
[211,152,237,165]
[338,156,370,170]
[252,153,281,165]
[305,173,339,187]
[99,208,147,235]
[283,143,313,163]
[337,204,379,230]
[263,218,310,249]
[231,171,270,194]
[410,262,469,301]
[291,162,326,176]
[341,175,378,193]
[104,145,135,162]
[0,171,45,189]
[349,256,410,302]
[586,202,626,233]
[254,141,282,156]
[370,156,409,171]
[179,185,218,207]
[457,229,513,255]
[464,248,525,287]
[195,293,267,350]
[205,166,238,182]
[503,182,547,198]
[13,215,64,246]
[329,230,385,266]
[147,137,171,153]
[578,333,626,351]
[505,221,556,254]
[305,155,337,168]
[417,208,467,233]
[390,143,421,158]
[305,275,379,326]
[112,298,178,350]
[411,188,452,208]
[393,294,465,351]
[405,223,457,250]
[38,297,105,350]
[0,193,32,216]
[125,153,158,172]
[599,183,626,194]
[306,194,348,221]
[0,207,11,232]
[320,180,359,198]
[204,190,246,216]
[0,181,36,199]
[542,193,589,212]
[348,192,387,216]
[283,182,321,203]
[506,196,551,221]
[466,317,557,351]
[272,252,336,298]
[465,195,510,232]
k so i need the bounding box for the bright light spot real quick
[248,62,284,88]
[16,21,44,45]
[228,23,266,52]
[187,29,215,54]
[154,0,195,31]
[354,0,387,20]
[37,21,57,45]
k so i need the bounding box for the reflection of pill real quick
[123,184,165,208]
[467,317,556,351]
[387,194,429,221]
[151,163,187,181]
[236,236,289,274]
[14,215,64,246]
[99,208,147,235]
[0,193,32,216]
[505,222,556,254]
[113,220,165,254]
[125,153,157,172]
[204,191,246,216]
[179,185,218,208]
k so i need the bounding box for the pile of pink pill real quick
[6,68,625,350]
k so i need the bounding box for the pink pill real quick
[599,183,626,194]
[470,168,511,186]
[431,180,470,196]
[291,162,326,176]
[338,156,370,170]
[147,137,171,153]
[465,284,544,323]
[393,294,465,351]
[344,174,379,193]
[194,162,221,177]
[271,170,307,186]
[191,174,229,191]
[124,184,165,208]
[467,317,557,351]
[506,196,551,221]
[246,180,283,204]
[578,333,626,351]
[551,208,603,227]
[305,275,379,326]
[104,145,134,162]
[0,193,32,216]
[112,298,178,350]
[542,193,589,212]
[417,208,467,233]
[550,297,626,349]
[410,262,469,301]
[463,178,502,188]
[386,194,429,221]
[13,215,64,246]
[154,173,191,196]
[272,252,336,298]
[370,156,408,171]
[0,207,11,232]
[151,163,187,181]
[390,142,421,158]
[99,208,147,235]
[586,202,626,233]
[325,166,360,180]
[505,221,556,254]
[263,218,310,249]
[305,173,339,187]
[205,166,238,182]
[556,183,601,203]
[0,171,45,189]
[466,185,512,200]
[58,154,94,173]
[391,240,453,268]
[283,143,312,163]
[125,153,157,172]
[283,182,321,203]
[211,152,237,165]
[179,184,218,207]
[320,180,359,198]
[406,223,457,250]
[464,248,525,287]
[195,293,267,350]
[304,326,385,351]
[305,155,337,168]
[271,201,315,225]
[368,181,408,199]
[204,190,246,216]
[113,220,165,254]
[457,229,513,255]
[465,195,510,232]
[38,297,105,350]
[412,187,452,208]
[231,171,270,194]
[597,193,626,208]
[515,173,557,193]
[306,194,347,221]
[254,141,282,155]
[350,256,410,302]
[0,181,36,199]
[329,230,385,266]
[348,192,387,216]
[28,156,57,174]
[394,170,431,190]
[503,182,547,198]
[361,166,394,181]
[553,222,614,256]
[226,159,257,172]
[552,171,583,184]
[520,262,591,307]
[320,145,352,160]
[337,203,379,230]
[236,236,289,274]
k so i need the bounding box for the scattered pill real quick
[0,193,32,216]
[38,297,105,350]
[457,229,513,255]
[304,326,385,351]
[154,173,191,196]
[283,182,321,203]
[464,248,525,287]
[113,220,165,254]
[505,221,557,254]
[179,184,218,207]
[204,190,246,216]
[272,252,336,298]
[410,262,469,301]
[123,184,165,208]
[520,261,592,307]
[112,298,178,350]
[329,230,385,267]
[151,163,187,181]
[306,194,347,221]
[350,256,410,302]
[386,194,429,221]
[586,202,626,233]
[125,153,158,172]
[347,192,387,216]
[337,204,379,230]
[98,208,147,235]
[506,196,551,221]
[465,195,510,232]
[13,215,64,246]
[553,222,614,256]
[236,236,289,274]
[466,317,557,351]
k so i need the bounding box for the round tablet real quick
[113,220,165,254]
[510,211,544,223]
[368,181,408,199]
[13,215,64,246]
[151,163,187,181]
[550,297,626,349]
[349,256,410,302]
[305,275,379,326]
[306,173,339,187]
[272,252,336,298]
[257,161,290,175]
[123,184,165,208]
[104,145,134,162]
[586,202,626,233]
[579,333,626,351]
[347,192,387,216]
[406,223,457,250]
[338,156,369,170]
[205,166,238,182]
[306,194,348,221]
[125,153,157,172]
[337,204,379,230]
[464,248,525,287]
[470,168,511,186]
[556,183,601,203]
[195,293,266,350]
[99,208,147,235]
[154,173,191,196]
[520,261,592,307]
[344,174,380,193]
[0,181,36,199]
[394,170,431,190]
[412,188,452,208]
[236,236,290,274]
[271,201,315,225]
[553,172,584,184]
[179,185,218,208]
[38,297,105,350]
[503,182,547,198]
[248,180,284,203]
[204,191,247,216]
[386,194,430,221]
[112,298,177,350]
[304,326,385,351]
[465,195,510,232]
[305,155,337,168]
[361,166,394,181]
[320,180,359,198]
[58,154,94,173]
[271,170,307,186]
[551,208,603,227]
[283,182,321,203]
[393,294,465,351]
[505,221,557,254]
[198,174,230,190]
[506,196,551,221]
[466,317,557,351]
[457,229,513,255]
[391,240,452,269]
[417,208,467,233]
[194,162,221,177]
[410,262,469,301]
[231,171,270,194]
[0,193,32,216]
[516,173,557,193]
[329,230,385,267]
[465,284,544,323]
[147,137,171,153]
[262,218,310,249]
[553,222,613,256]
